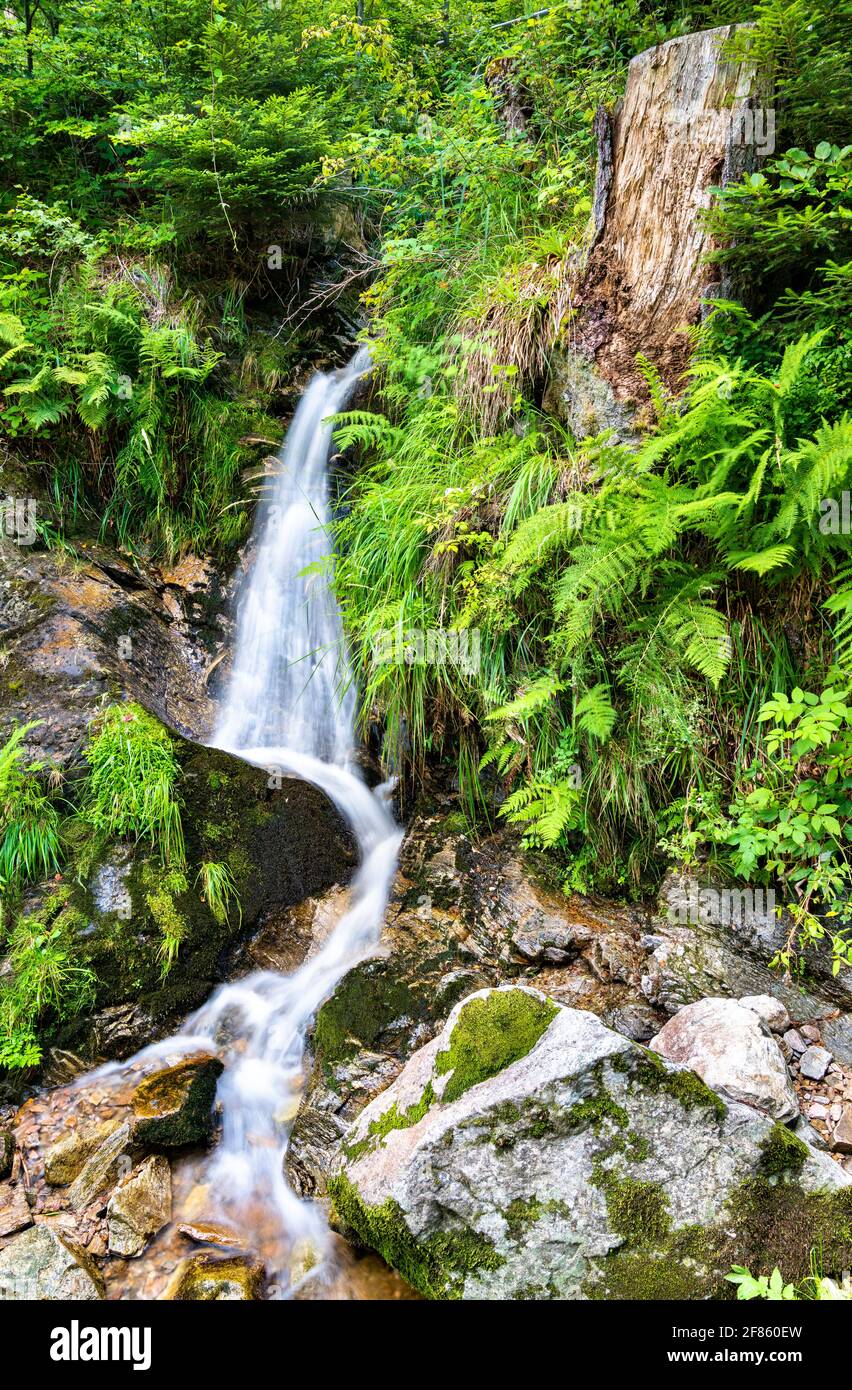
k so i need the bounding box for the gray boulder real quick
[330,987,849,1300]
[0,1223,104,1299]
[650,997,799,1121]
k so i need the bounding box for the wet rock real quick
[44,1118,124,1186]
[0,1223,104,1299]
[67,1120,136,1213]
[739,995,790,1034]
[107,1155,171,1257]
[0,1128,12,1180]
[650,998,798,1121]
[800,1046,833,1082]
[166,1252,264,1300]
[0,1182,32,1238]
[332,987,847,1300]
[131,1055,223,1147]
[178,1220,244,1249]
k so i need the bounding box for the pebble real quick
[783,1028,807,1054]
[831,1103,843,1122]
[809,1103,829,1121]
[831,1107,852,1155]
[800,1045,833,1081]
[801,1023,822,1043]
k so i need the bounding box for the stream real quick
[62,350,406,1297]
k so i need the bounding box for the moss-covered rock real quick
[165,1251,265,1300]
[130,1055,223,1147]
[330,990,851,1300]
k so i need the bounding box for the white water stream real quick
[79,349,403,1294]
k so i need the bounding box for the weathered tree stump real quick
[547,25,770,437]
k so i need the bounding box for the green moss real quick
[587,1226,719,1300]
[329,1171,504,1299]
[435,989,558,1104]
[312,958,433,1083]
[758,1123,809,1178]
[503,1197,545,1242]
[613,1047,727,1122]
[725,1178,852,1284]
[343,1081,436,1162]
[597,1171,671,1247]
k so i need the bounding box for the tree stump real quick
[547,25,770,436]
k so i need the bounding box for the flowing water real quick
[68,348,405,1295]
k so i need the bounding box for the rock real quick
[511,924,580,965]
[165,1253,264,1300]
[784,1029,808,1055]
[831,1109,852,1155]
[289,1237,321,1287]
[800,1047,833,1082]
[606,1002,662,1042]
[331,987,848,1300]
[0,1223,104,1299]
[66,1120,136,1213]
[739,995,790,1034]
[650,998,799,1121]
[809,1103,829,1121]
[178,1220,244,1249]
[0,1182,32,1237]
[44,1118,124,1186]
[0,1128,12,1180]
[107,1155,171,1257]
[644,870,852,1065]
[131,1055,223,1147]
[288,805,644,1198]
[801,1024,822,1043]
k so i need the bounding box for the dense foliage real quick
[1,0,851,1005]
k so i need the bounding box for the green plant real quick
[0,723,62,893]
[726,1265,797,1300]
[79,704,185,866]
[0,916,96,1070]
[196,860,242,927]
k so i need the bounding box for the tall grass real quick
[79,704,185,866]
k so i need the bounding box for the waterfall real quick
[79,349,403,1294]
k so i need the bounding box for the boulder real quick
[0,1181,32,1238]
[66,1120,136,1213]
[44,1118,124,1186]
[287,806,651,1198]
[131,1055,223,1147]
[165,1252,264,1300]
[330,987,849,1300]
[739,995,791,1034]
[650,998,798,1121]
[0,1223,104,1299]
[107,1155,171,1257]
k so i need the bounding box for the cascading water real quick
[76,349,403,1295]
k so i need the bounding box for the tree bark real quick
[552,25,769,429]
